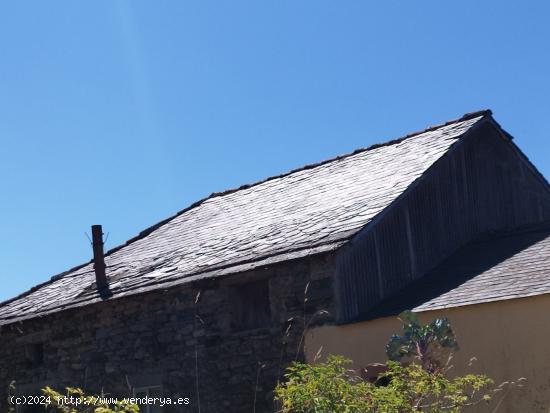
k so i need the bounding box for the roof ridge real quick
[207,109,493,199]
[0,109,492,311]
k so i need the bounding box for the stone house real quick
[1,110,549,412]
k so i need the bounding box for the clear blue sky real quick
[1,1,549,301]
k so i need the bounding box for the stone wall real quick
[0,252,336,413]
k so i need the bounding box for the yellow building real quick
[307,222,550,412]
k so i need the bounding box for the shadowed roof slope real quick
[358,222,550,320]
[0,111,489,325]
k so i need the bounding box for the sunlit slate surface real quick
[414,224,550,310]
[0,114,485,325]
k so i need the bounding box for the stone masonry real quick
[0,253,335,413]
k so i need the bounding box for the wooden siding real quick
[336,121,550,322]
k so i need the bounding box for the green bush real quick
[41,387,139,413]
[275,355,371,412]
[275,355,493,413]
[274,312,505,412]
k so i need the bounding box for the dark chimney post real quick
[91,225,108,290]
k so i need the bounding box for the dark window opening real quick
[25,343,44,367]
[232,280,271,330]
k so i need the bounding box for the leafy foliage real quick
[275,355,371,413]
[386,311,458,373]
[7,381,16,413]
[41,387,139,413]
[274,356,494,413]
[275,312,505,412]
[372,361,493,412]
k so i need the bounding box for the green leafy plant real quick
[273,312,519,412]
[372,361,493,412]
[41,386,139,413]
[386,311,458,373]
[274,355,494,413]
[7,381,16,413]
[275,355,371,413]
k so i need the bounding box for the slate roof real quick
[359,221,550,320]
[0,111,490,325]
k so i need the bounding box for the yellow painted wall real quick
[305,295,550,412]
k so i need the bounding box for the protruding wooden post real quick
[91,225,108,291]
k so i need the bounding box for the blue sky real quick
[1,1,549,301]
